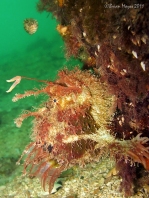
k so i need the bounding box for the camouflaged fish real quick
[24,18,38,34]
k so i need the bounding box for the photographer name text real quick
[104,3,144,9]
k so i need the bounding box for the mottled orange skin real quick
[13,69,105,192]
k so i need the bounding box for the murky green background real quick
[0,0,82,185]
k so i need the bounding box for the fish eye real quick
[47,144,53,153]
[53,99,57,103]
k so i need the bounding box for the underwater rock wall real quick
[35,1,149,196]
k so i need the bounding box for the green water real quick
[0,0,82,185]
